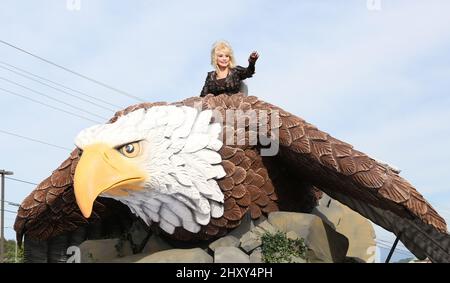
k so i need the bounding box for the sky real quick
[1,0,449,262]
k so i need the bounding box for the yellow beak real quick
[74,143,147,218]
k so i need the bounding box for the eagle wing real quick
[182,94,449,262]
[15,94,449,262]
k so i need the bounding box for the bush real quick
[2,239,24,263]
[261,231,306,263]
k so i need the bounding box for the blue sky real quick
[1,0,449,262]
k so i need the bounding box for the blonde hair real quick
[211,41,236,73]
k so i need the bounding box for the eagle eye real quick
[118,142,141,158]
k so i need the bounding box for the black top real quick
[200,62,255,97]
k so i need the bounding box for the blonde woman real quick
[200,41,259,97]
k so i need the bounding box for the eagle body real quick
[14,94,450,262]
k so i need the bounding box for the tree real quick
[2,239,24,263]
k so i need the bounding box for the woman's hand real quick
[249,51,259,63]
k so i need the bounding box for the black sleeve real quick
[200,73,210,97]
[235,61,256,80]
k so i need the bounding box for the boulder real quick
[268,212,349,263]
[79,238,133,263]
[112,248,213,263]
[286,231,299,241]
[229,212,254,239]
[290,256,307,263]
[76,209,359,263]
[214,247,250,263]
[312,194,376,262]
[240,231,262,253]
[249,248,263,263]
[257,220,279,235]
[209,235,240,252]
[251,226,268,237]
[238,219,279,253]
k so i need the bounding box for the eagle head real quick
[73,105,226,234]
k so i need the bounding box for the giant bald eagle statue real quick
[14,94,450,262]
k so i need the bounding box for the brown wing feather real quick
[195,94,319,238]
[284,112,446,233]
[14,149,104,244]
[233,94,449,262]
[212,93,446,233]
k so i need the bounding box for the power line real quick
[378,247,411,256]
[0,62,120,111]
[377,241,412,255]
[4,177,37,186]
[0,61,122,109]
[378,248,412,258]
[377,243,409,252]
[376,240,411,254]
[0,87,101,123]
[376,238,411,252]
[0,76,108,120]
[377,238,408,247]
[5,201,20,207]
[0,39,145,102]
[377,244,412,257]
[0,129,71,151]
[376,240,412,254]
[5,209,17,214]
[373,236,413,256]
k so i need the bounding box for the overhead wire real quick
[376,239,411,254]
[0,39,145,102]
[0,129,72,151]
[376,240,412,254]
[0,76,108,120]
[5,200,20,207]
[0,63,119,112]
[0,87,101,123]
[376,244,413,257]
[0,61,122,110]
[4,177,38,186]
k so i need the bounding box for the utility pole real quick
[0,169,14,263]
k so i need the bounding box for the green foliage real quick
[261,231,306,263]
[3,239,24,263]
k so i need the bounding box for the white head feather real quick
[75,105,225,234]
